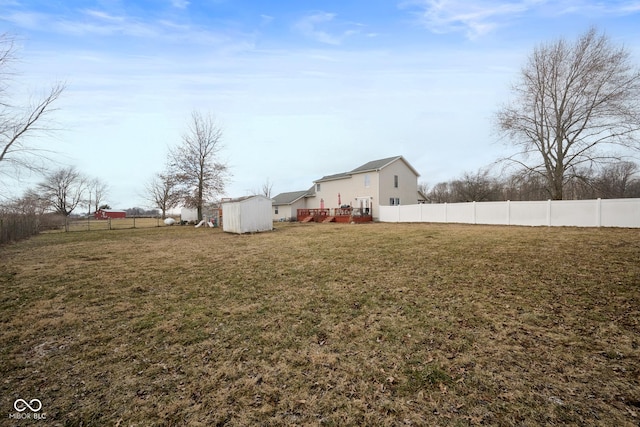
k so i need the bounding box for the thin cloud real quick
[401,0,545,39]
[294,12,341,45]
[171,0,190,9]
[402,0,640,39]
[293,12,365,45]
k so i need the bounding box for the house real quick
[271,190,310,221]
[94,209,126,220]
[271,156,421,222]
[222,195,273,234]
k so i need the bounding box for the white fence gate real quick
[379,198,640,228]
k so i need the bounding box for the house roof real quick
[98,209,126,213]
[272,190,309,205]
[315,155,419,183]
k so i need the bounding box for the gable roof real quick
[350,156,403,174]
[315,155,419,183]
[272,190,309,205]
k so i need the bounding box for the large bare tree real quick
[0,33,65,183]
[496,28,640,199]
[169,111,229,221]
[37,166,87,217]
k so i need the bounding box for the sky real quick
[1,0,640,209]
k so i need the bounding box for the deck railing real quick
[297,207,372,222]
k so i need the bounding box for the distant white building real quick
[221,195,273,234]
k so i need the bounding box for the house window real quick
[395,198,400,205]
[275,207,279,215]
[390,198,395,205]
[364,174,370,188]
[394,175,399,188]
[316,183,321,192]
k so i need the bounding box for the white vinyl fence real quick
[379,198,640,228]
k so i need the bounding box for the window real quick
[395,198,400,205]
[394,175,399,188]
[364,174,370,188]
[316,183,321,192]
[275,207,279,214]
[390,198,395,205]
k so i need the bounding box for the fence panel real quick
[475,201,508,225]
[421,204,447,222]
[379,198,640,228]
[445,202,474,223]
[507,201,548,226]
[600,199,640,228]
[550,200,597,227]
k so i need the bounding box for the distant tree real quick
[261,177,273,198]
[169,111,229,221]
[144,172,181,219]
[451,168,501,202]
[501,171,550,201]
[37,166,87,216]
[593,161,639,198]
[87,178,109,214]
[0,33,65,183]
[125,207,158,217]
[418,182,429,199]
[426,182,453,203]
[4,189,49,215]
[496,28,640,199]
[99,203,111,210]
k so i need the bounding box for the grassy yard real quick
[1,222,639,426]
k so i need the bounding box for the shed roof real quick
[222,195,272,204]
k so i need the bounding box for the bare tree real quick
[4,188,49,216]
[451,168,501,202]
[87,178,109,215]
[144,172,182,219]
[593,161,639,198]
[496,27,640,199]
[169,111,229,221]
[37,166,87,216]
[261,177,273,198]
[425,182,453,203]
[0,33,65,182]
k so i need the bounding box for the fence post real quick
[133,216,136,229]
[444,202,447,223]
[506,200,510,225]
[109,218,112,230]
[596,198,602,227]
[547,199,552,227]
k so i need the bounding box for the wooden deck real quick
[296,208,372,223]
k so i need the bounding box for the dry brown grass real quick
[1,222,639,426]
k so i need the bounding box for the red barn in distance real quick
[94,209,126,220]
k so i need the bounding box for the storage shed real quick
[222,195,273,234]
